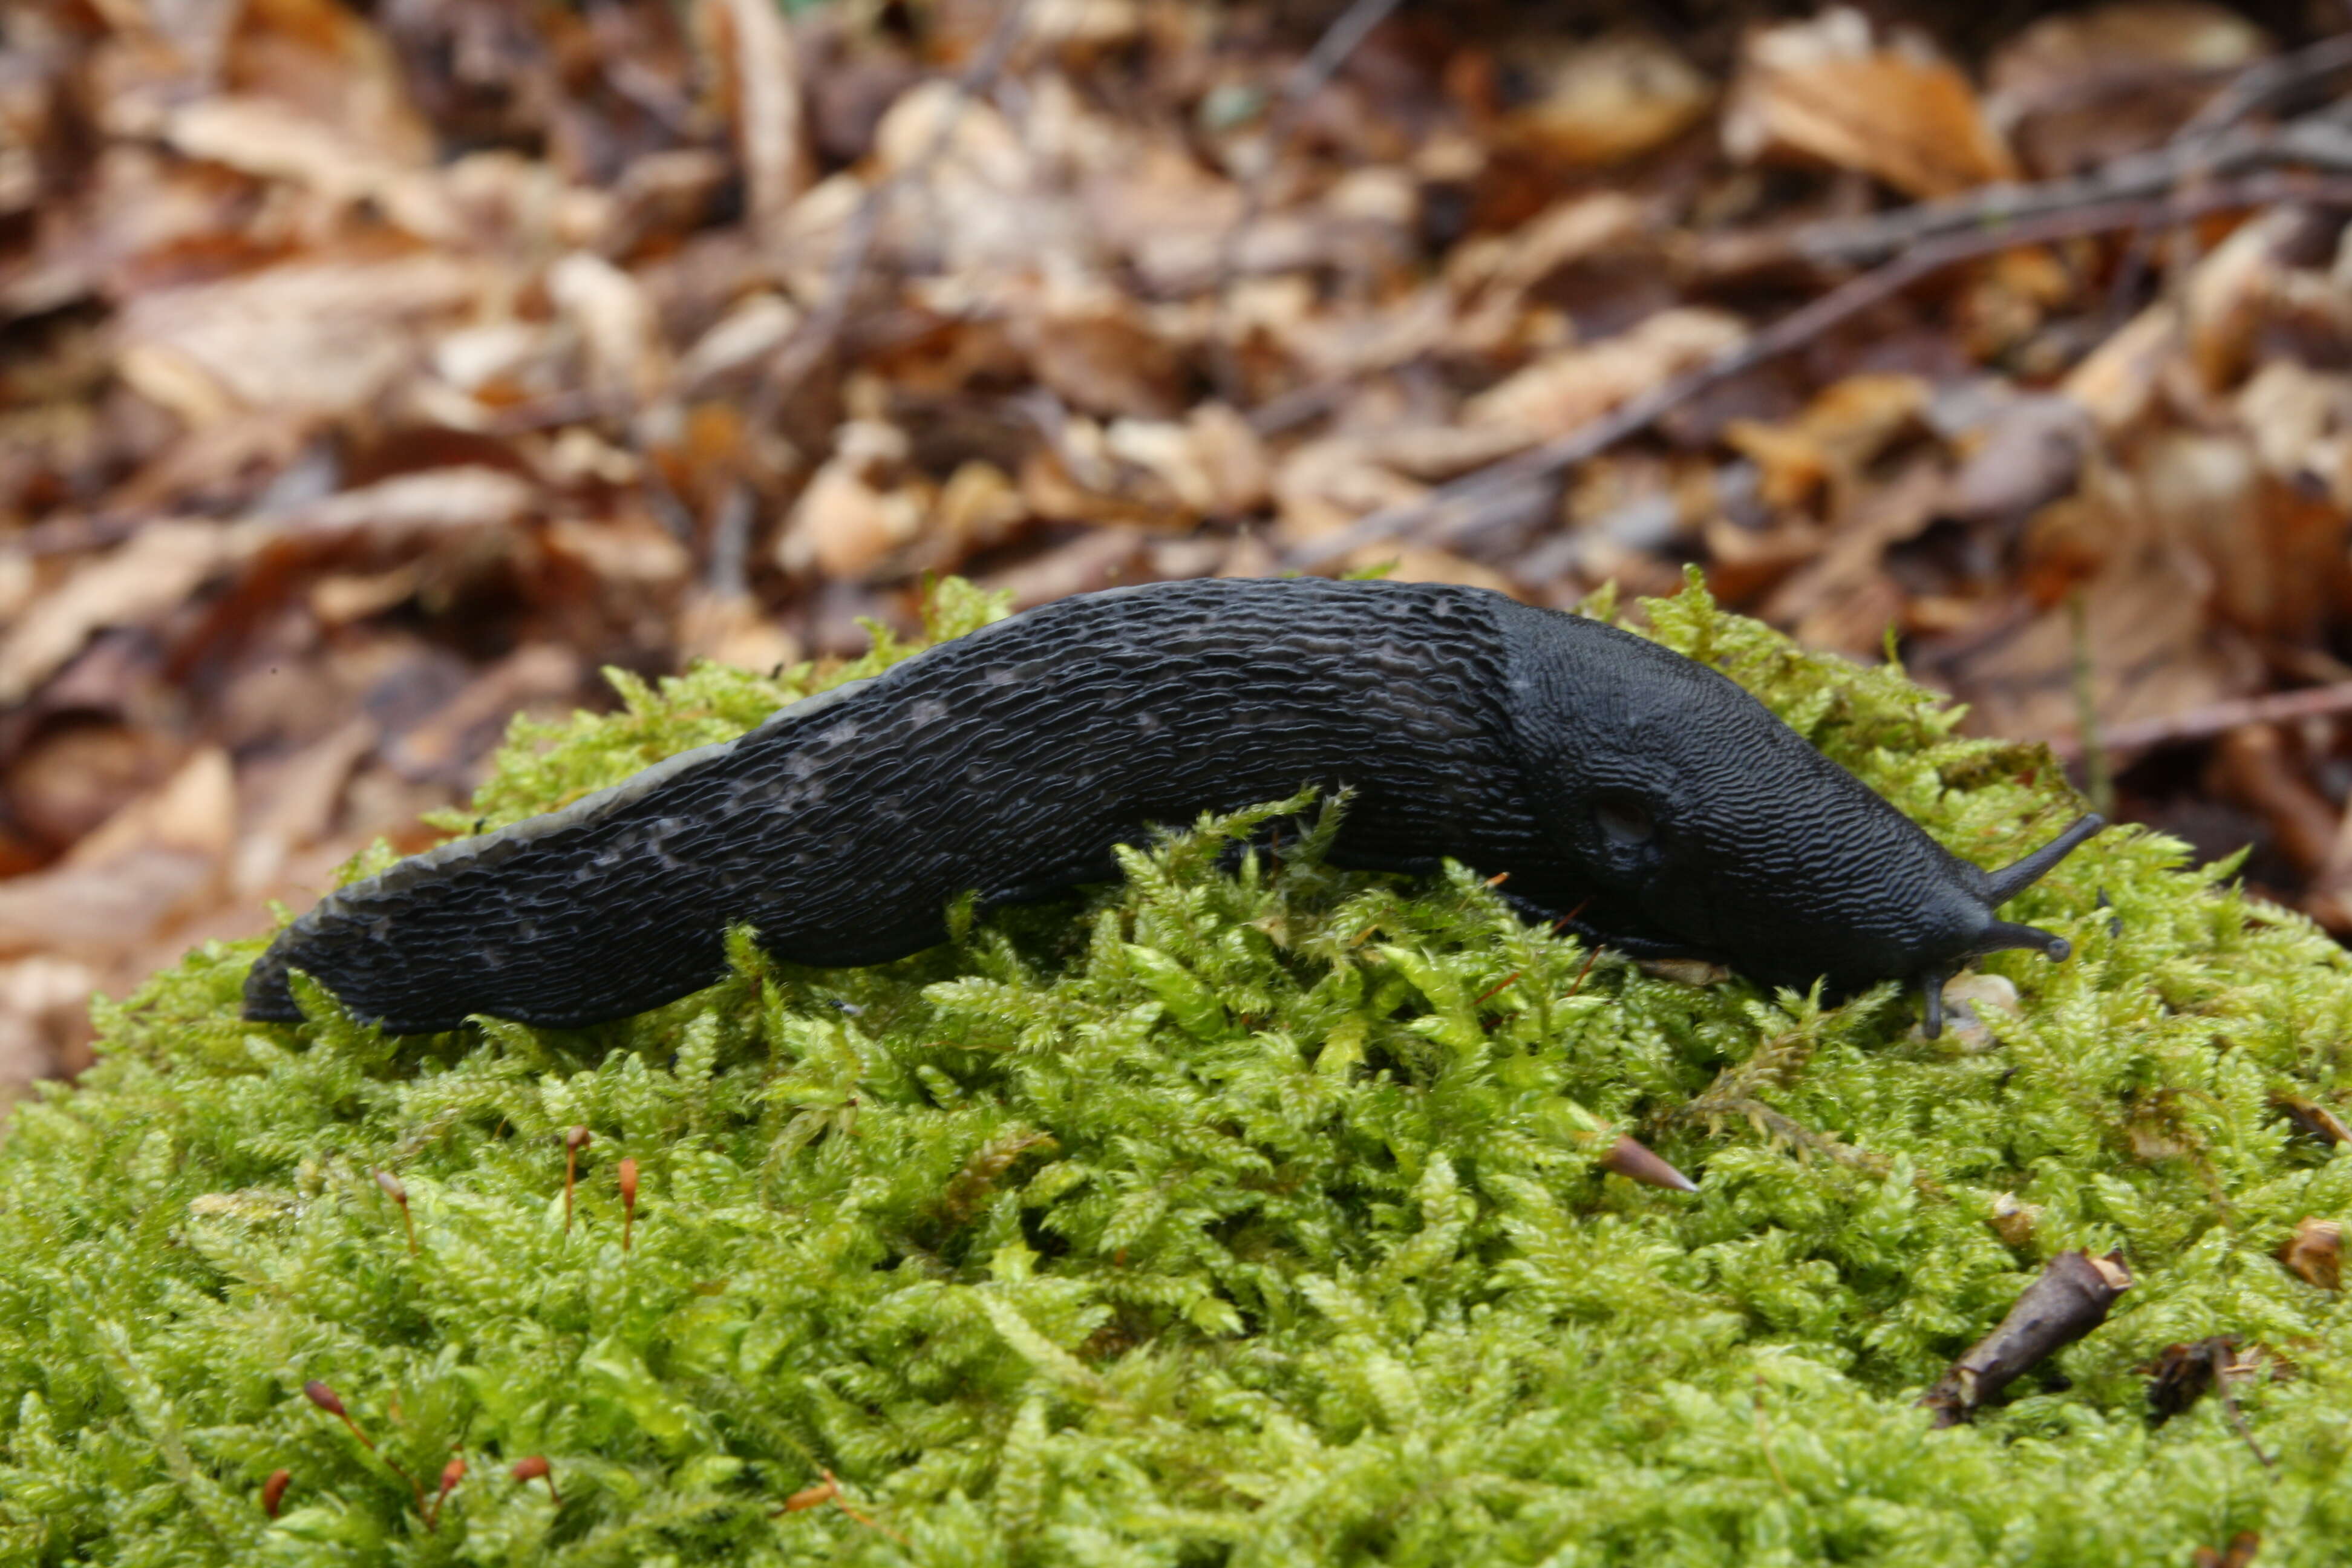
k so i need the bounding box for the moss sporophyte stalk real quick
[0,573,2345,1565]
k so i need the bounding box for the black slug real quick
[243,577,2102,1037]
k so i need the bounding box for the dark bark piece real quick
[1921,1249,2133,1427]
[2146,1335,2239,1426]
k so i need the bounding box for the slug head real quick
[1496,602,2103,1033]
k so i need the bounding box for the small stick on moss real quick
[261,1468,291,1519]
[302,1380,427,1514]
[2192,1531,2263,1568]
[2273,1094,2351,1148]
[511,1454,558,1504]
[375,1171,417,1258]
[618,1158,639,1253]
[563,1127,590,1234]
[1920,1250,2133,1427]
[428,1456,465,1530]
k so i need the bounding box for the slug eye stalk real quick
[1983,814,2106,907]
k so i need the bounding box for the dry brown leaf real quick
[231,717,376,893]
[1941,543,2258,743]
[69,746,236,868]
[982,526,1149,608]
[1270,437,1431,549]
[1725,10,2017,198]
[2063,304,2178,432]
[678,591,802,675]
[2184,210,2302,393]
[678,292,802,391]
[379,645,583,783]
[0,750,236,965]
[1466,309,1745,437]
[1011,283,1189,420]
[3,722,180,854]
[2279,1217,2343,1291]
[1343,546,1518,597]
[1942,393,2094,521]
[1499,34,1713,167]
[548,252,668,404]
[292,468,537,543]
[1722,373,1930,511]
[1100,403,1270,521]
[701,0,814,238]
[776,423,929,578]
[0,956,100,1092]
[0,523,237,704]
[1988,3,2270,177]
[115,253,485,422]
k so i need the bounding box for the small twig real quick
[2179,31,2352,141]
[753,0,1033,415]
[1921,1250,2134,1426]
[2148,1337,2275,1468]
[2067,591,2115,821]
[1285,172,2352,569]
[564,1126,590,1235]
[618,1157,639,1253]
[704,481,756,597]
[2102,39,2352,332]
[2058,678,2352,757]
[1786,113,2352,269]
[1206,0,1405,399]
[375,1171,418,1259]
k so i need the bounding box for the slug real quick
[243,577,2102,1037]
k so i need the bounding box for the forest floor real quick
[7,0,2352,1087]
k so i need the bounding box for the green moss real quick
[1,575,2347,1566]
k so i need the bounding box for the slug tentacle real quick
[1983,814,2108,906]
[243,577,2107,1036]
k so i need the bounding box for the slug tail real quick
[1982,814,2106,906]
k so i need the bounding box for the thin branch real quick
[2057,678,2352,757]
[752,0,1034,416]
[1284,171,2352,570]
[1208,0,1406,400]
[2179,30,2352,140]
[1786,112,2352,269]
[1921,1250,2134,1427]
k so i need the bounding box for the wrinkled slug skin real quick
[244,578,2010,1033]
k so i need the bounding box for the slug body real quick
[244,578,2098,1034]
